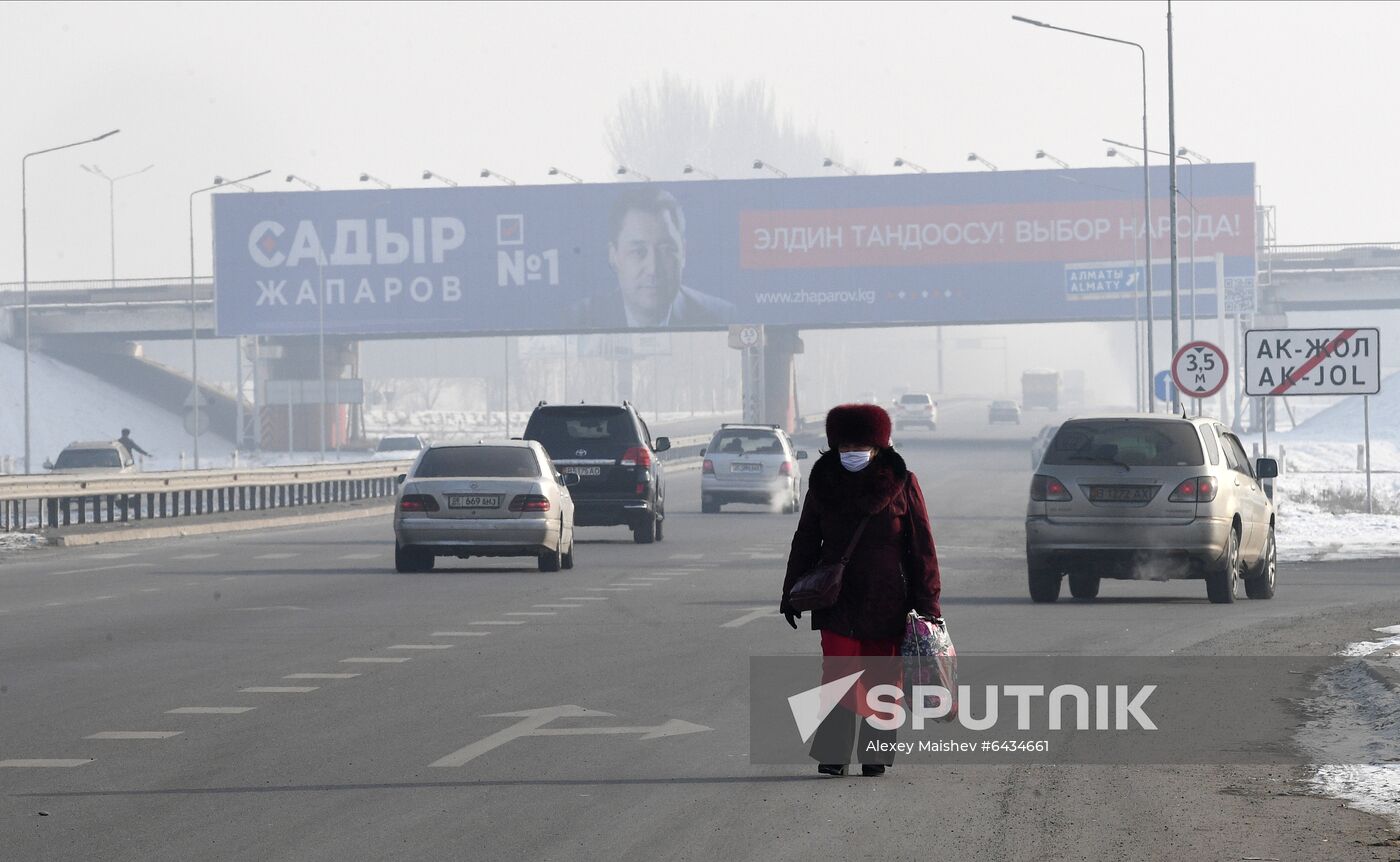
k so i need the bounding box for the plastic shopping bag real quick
[900,611,958,721]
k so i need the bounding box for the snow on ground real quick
[1300,625,1400,828]
[0,532,47,552]
[0,340,234,474]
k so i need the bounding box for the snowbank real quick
[0,340,234,473]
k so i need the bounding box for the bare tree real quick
[606,75,845,181]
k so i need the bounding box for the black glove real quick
[784,610,801,629]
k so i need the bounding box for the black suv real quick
[522,402,670,544]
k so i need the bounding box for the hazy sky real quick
[3,0,1397,283]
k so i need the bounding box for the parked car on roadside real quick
[1025,414,1277,604]
[893,392,938,431]
[989,400,1022,424]
[522,402,669,544]
[393,440,578,573]
[700,424,807,514]
[376,434,428,454]
[44,441,139,475]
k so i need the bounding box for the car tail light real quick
[399,494,439,513]
[508,494,551,512]
[702,459,715,475]
[635,482,646,495]
[1169,477,1218,503]
[778,461,793,476]
[924,404,933,413]
[620,446,652,468]
[1030,474,1072,502]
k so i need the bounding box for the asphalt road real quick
[3,436,1399,860]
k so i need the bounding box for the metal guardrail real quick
[0,460,412,533]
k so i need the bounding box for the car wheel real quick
[1028,564,1062,603]
[1244,525,1276,600]
[538,545,562,572]
[1068,573,1100,600]
[1206,527,1241,604]
[395,543,433,573]
[561,540,575,570]
[633,516,657,544]
[702,497,719,514]
[655,512,665,542]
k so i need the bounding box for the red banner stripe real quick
[1268,328,1358,396]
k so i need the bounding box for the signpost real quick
[1245,327,1382,512]
[730,325,766,423]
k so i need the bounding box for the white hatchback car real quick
[893,393,938,431]
[700,424,807,514]
[394,440,579,573]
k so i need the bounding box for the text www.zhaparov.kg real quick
[753,289,878,305]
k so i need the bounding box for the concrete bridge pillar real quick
[260,336,358,451]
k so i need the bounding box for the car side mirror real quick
[654,436,671,453]
[560,472,581,487]
[395,474,406,485]
[796,450,809,460]
[698,447,706,456]
[43,459,54,470]
[1255,458,1278,479]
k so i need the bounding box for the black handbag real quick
[786,515,872,612]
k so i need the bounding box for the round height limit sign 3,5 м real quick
[1171,340,1228,399]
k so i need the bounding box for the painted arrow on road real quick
[428,705,711,767]
[720,607,783,628]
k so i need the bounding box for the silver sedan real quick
[394,440,579,573]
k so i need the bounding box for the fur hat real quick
[825,403,892,450]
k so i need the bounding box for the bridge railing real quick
[1268,243,1400,271]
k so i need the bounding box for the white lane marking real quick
[339,552,381,560]
[50,563,151,576]
[44,602,66,607]
[428,706,711,768]
[83,552,137,560]
[388,644,455,650]
[139,588,161,593]
[720,607,783,628]
[172,553,219,560]
[468,620,527,626]
[285,673,360,679]
[611,583,654,587]
[85,731,182,740]
[231,606,308,612]
[533,604,584,609]
[431,632,492,637]
[504,612,557,616]
[341,657,412,663]
[0,759,92,768]
[220,576,238,581]
[559,597,609,601]
[668,554,704,560]
[627,577,671,581]
[166,707,256,714]
[255,553,299,560]
[93,595,117,601]
[239,686,319,693]
[585,588,631,592]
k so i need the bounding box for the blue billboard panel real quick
[212,164,1255,336]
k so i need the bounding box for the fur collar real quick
[808,448,910,516]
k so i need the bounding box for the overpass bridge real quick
[3,242,1397,448]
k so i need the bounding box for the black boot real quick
[817,763,847,777]
[861,764,887,777]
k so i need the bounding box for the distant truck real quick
[1021,370,1061,411]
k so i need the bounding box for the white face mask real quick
[839,450,873,472]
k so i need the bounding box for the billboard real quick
[213,163,1256,337]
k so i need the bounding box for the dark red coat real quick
[781,449,942,641]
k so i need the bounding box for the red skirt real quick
[820,630,902,717]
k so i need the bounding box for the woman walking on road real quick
[779,403,942,777]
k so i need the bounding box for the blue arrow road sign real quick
[1155,370,1176,402]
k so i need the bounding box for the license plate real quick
[1088,486,1157,503]
[446,494,503,509]
[561,466,602,477]
[730,463,762,473]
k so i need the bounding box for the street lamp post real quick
[1034,150,1070,169]
[359,172,392,189]
[422,169,458,186]
[893,157,927,173]
[616,165,651,181]
[1167,0,1181,413]
[1013,14,1157,411]
[822,157,857,175]
[190,169,269,470]
[548,166,583,183]
[21,128,120,475]
[1106,147,1140,166]
[966,153,998,171]
[682,164,718,179]
[79,162,154,288]
[753,159,787,178]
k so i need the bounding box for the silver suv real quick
[1025,414,1277,604]
[700,424,807,514]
